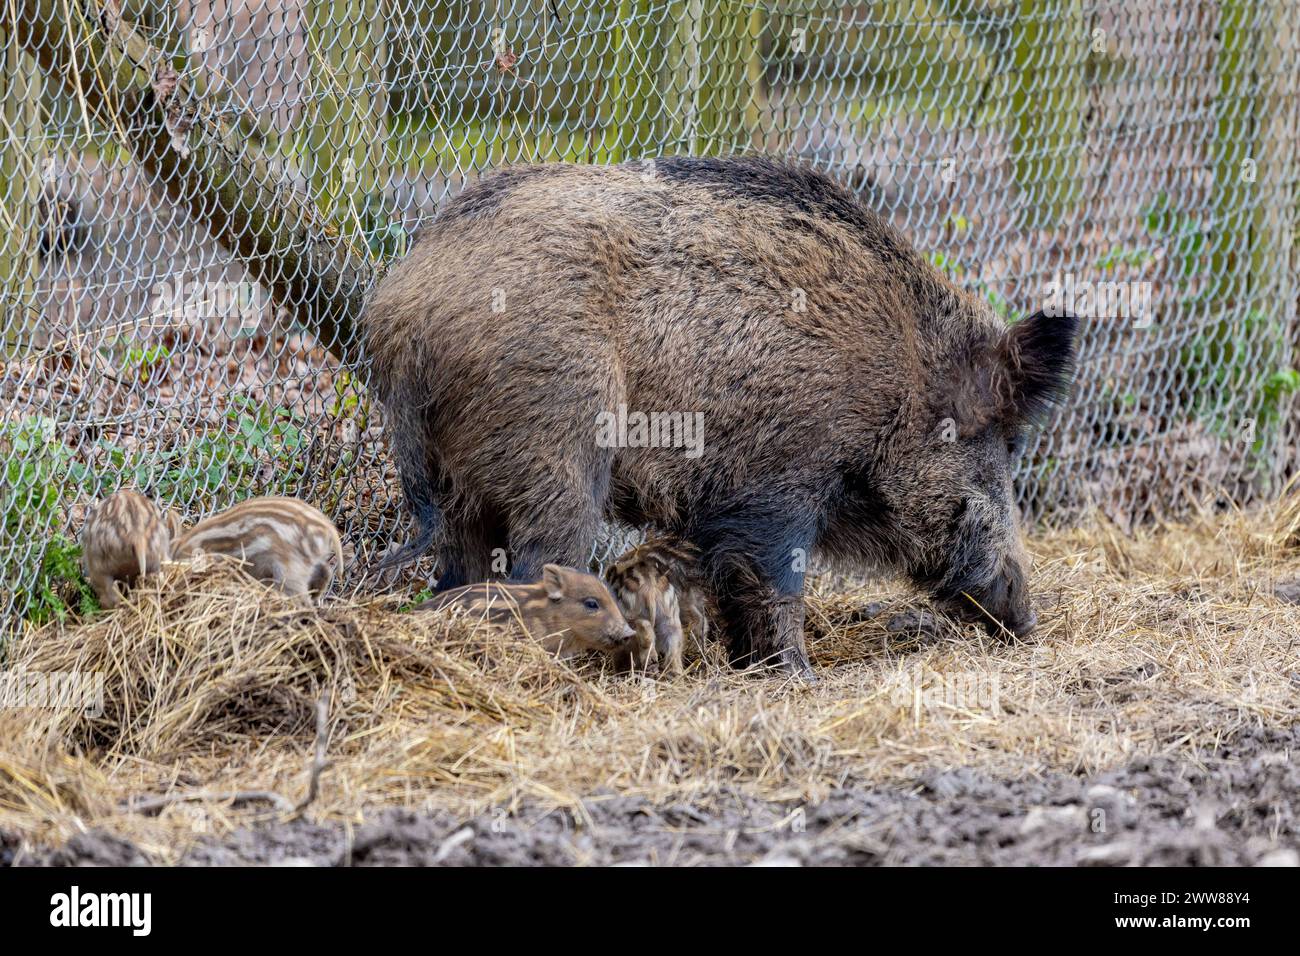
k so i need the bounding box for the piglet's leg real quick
[633,620,658,674]
[92,574,121,610]
[279,569,317,602]
[653,614,684,677]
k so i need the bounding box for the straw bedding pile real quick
[1,496,1298,859]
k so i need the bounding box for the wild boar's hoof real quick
[759,646,818,683]
[787,659,820,685]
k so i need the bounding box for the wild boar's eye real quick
[583,597,600,612]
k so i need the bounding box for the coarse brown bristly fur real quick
[365,155,1078,676]
[171,496,344,602]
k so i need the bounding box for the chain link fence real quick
[2,1,1298,625]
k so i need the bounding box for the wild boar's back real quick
[365,156,994,526]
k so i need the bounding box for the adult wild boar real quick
[366,156,1078,676]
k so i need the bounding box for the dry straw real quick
[1,494,1298,859]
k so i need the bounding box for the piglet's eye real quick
[582,597,600,612]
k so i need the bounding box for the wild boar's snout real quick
[952,550,1036,639]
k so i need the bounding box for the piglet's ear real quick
[542,564,565,601]
[994,309,1079,423]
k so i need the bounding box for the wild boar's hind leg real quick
[374,401,445,572]
[434,504,507,592]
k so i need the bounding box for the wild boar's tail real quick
[375,401,442,571]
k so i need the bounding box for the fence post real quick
[1286,5,1300,482]
[607,1,659,162]
[1210,1,1253,305]
[1255,1,1298,486]
[0,26,41,355]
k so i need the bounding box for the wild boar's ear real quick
[541,564,566,600]
[994,309,1079,424]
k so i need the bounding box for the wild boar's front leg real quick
[717,587,812,677]
[703,537,815,678]
[504,484,607,583]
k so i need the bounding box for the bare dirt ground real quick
[9,723,1297,867]
[2,494,1299,867]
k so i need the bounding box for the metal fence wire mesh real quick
[2,1,1298,623]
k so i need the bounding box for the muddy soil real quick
[7,726,1297,867]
